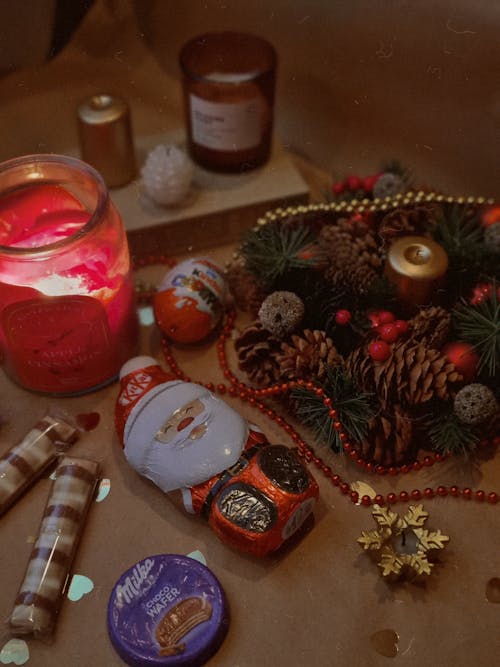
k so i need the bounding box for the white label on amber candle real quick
[189,94,263,151]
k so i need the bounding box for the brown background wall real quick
[0,0,497,199]
[134,0,500,198]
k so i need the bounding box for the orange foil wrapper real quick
[190,441,319,556]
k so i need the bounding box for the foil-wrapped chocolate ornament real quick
[154,258,227,344]
[115,356,319,556]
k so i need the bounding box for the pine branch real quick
[453,288,500,377]
[291,366,377,452]
[239,221,322,291]
[423,404,479,456]
[433,203,499,300]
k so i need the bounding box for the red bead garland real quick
[157,307,499,510]
[132,250,498,511]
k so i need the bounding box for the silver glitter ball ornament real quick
[258,291,305,338]
[484,222,500,254]
[453,383,498,425]
[141,144,193,206]
[373,172,405,200]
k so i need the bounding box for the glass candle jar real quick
[179,31,277,173]
[0,154,138,395]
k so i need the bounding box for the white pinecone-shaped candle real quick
[141,144,193,206]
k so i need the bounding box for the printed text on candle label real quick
[190,94,263,151]
[1,296,114,392]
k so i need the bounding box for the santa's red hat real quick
[115,356,175,446]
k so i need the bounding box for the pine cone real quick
[482,410,500,441]
[378,204,441,243]
[409,306,452,349]
[277,329,342,382]
[361,404,415,465]
[319,218,383,294]
[344,345,376,392]
[373,340,463,407]
[327,264,379,295]
[225,260,267,316]
[234,321,281,386]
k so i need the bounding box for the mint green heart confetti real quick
[67,574,94,601]
[0,639,29,665]
[95,478,111,502]
[187,550,207,565]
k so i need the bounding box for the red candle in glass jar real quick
[0,154,138,395]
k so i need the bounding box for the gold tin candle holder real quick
[77,93,136,188]
[385,235,448,309]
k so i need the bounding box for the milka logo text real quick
[116,559,155,604]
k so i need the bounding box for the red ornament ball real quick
[368,340,391,362]
[335,309,352,325]
[481,205,500,228]
[442,341,479,383]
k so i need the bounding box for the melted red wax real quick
[0,184,89,247]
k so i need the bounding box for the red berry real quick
[368,340,391,362]
[378,310,395,324]
[394,319,409,334]
[346,175,362,191]
[368,310,381,327]
[362,174,379,192]
[335,309,352,325]
[331,181,345,195]
[378,323,400,343]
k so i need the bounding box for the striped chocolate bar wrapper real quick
[0,414,78,516]
[9,456,99,638]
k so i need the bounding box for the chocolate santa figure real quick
[115,356,319,556]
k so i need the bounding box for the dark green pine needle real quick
[239,221,322,291]
[291,366,377,452]
[424,407,479,456]
[453,289,500,378]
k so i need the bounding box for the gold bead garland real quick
[253,191,494,231]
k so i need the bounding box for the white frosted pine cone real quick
[141,144,193,206]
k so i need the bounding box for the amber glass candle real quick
[0,154,138,395]
[179,31,277,173]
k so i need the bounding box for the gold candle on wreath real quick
[385,235,448,310]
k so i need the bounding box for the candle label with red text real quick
[189,94,263,151]
[1,296,116,393]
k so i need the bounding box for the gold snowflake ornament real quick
[357,504,449,581]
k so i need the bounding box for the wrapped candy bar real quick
[9,456,99,639]
[0,413,78,516]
